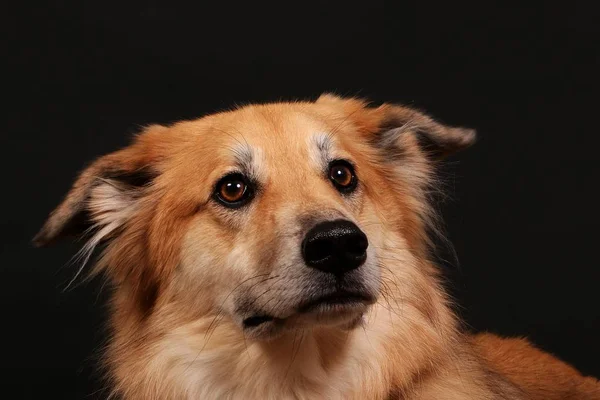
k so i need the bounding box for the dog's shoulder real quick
[472,332,600,399]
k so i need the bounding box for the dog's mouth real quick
[243,315,278,328]
[242,290,375,335]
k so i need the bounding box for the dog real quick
[35,94,599,399]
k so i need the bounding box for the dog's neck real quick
[106,292,461,399]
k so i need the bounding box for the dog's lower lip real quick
[298,292,374,313]
[243,315,275,328]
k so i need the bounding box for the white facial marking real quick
[308,132,334,169]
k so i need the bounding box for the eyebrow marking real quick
[230,143,265,182]
[311,133,334,168]
[232,144,254,173]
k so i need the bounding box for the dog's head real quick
[35,94,475,340]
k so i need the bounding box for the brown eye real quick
[214,173,253,207]
[328,160,357,193]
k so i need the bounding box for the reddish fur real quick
[474,333,600,399]
[36,95,599,399]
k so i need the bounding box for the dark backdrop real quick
[4,2,599,398]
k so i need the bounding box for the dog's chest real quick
[171,335,382,399]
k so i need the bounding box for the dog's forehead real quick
[214,106,345,175]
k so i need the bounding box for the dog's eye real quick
[328,160,357,193]
[214,173,253,207]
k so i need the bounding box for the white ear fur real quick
[89,179,141,233]
[67,180,141,288]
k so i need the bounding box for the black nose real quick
[302,219,368,274]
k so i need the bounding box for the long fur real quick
[36,95,600,399]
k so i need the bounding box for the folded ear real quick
[375,103,476,160]
[317,93,476,160]
[33,125,164,247]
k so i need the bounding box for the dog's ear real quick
[374,103,476,160]
[317,93,476,160]
[33,125,166,247]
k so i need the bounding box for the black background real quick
[3,2,599,398]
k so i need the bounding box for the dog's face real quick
[35,94,475,340]
[179,108,384,339]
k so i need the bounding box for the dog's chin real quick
[241,292,375,341]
